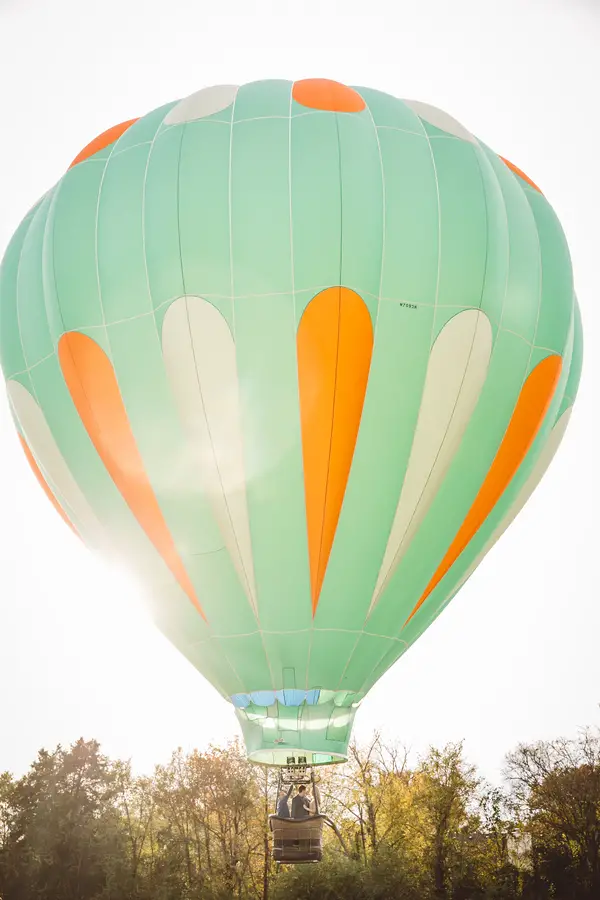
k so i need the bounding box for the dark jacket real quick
[276,786,292,818]
[291,792,311,819]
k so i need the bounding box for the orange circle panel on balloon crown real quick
[292,79,365,113]
[500,157,543,194]
[69,119,139,169]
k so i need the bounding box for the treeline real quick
[0,727,599,900]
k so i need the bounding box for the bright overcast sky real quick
[0,0,598,781]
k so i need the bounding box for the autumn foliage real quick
[0,727,599,899]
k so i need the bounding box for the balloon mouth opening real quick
[248,748,347,767]
[234,693,359,768]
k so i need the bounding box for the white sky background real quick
[0,0,598,782]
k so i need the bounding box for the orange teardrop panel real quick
[404,354,562,626]
[59,331,204,618]
[297,287,374,615]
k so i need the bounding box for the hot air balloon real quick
[0,79,582,780]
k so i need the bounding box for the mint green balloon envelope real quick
[0,80,582,765]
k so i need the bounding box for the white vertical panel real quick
[369,310,492,614]
[8,379,106,547]
[162,296,258,615]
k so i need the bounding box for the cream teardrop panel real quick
[162,296,258,616]
[402,99,478,144]
[369,309,492,615]
[164,85,239,124]
[433,407,573,618]
[8,380,106,548]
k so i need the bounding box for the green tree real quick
[506,729,600,900]
[412,743,483,899]
[0,739,129,900]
